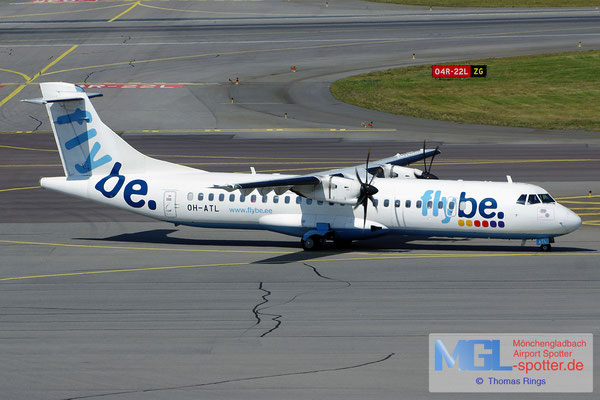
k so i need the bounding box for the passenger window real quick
[329,202,334,206]
[251,195,256,203]
[296,197,302,204]
[438,201,443,209]
[198,193,204,201]
[405,200,411,208]
[307,199,313,205]
[395,200,401,208]
[208,193,214,201]
[516,194,527,205]
[528,194,541,205]
[384,199,390,207]
[187,192,193,201]
[448,201,455,209]
[373,199,378,207]
[262,196,268,203]
[317,201,323,205]
[218,194,224,201]
[229,194,235,202]
[427,201,433,209]
[416,200,422,208]
[240,195,245,203]
[273,196,279,204]
[285,196,290,204]
[538,193,555,204]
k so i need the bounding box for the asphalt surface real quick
[0,1,599,399]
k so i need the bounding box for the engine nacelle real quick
[375,164,422,179]
[294,176,361,205]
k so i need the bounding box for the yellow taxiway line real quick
[107,0,140,22]
[0,186,41,193]
[0,45,78,108]
[0,249,597,283]
[0,240,600,281]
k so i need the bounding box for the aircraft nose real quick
[560,207,582,233]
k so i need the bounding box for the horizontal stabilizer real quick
[21,93,102,105]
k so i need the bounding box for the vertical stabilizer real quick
[23,82,195,178]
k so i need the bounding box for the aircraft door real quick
[394,196,405,227]
[164,191,177,218]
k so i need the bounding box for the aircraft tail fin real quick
[23,82,194,178]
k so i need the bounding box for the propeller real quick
[416,140,439,179]
[354,149,379,229]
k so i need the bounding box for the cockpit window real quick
[516,194,527,205]
[538,193,555,204]
[527,194,541,205]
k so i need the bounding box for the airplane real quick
[23,82,581,252]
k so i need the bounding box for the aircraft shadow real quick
[76,229,297,249]
[354,235,593,253]
[76,229,594,257]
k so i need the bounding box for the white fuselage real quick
[41,169,582,241]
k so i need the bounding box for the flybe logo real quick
[421,190,505,228]
[56,108,112,174]
[56,108,156,211]
[95,162,157,210]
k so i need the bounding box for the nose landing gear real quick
[540,243,552,252]
[537,237,554,252]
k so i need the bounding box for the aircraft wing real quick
[319,148,440,177]
[213,148,440,198]
[214,175,321,191]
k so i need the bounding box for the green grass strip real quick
[330,50,600,132]
[367,1,600,7]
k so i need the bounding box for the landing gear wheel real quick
[540,244,552,252]
[301,235,321,251]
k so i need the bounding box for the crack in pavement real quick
[246,264,352,338]
[303,262,352,288]
[242,281,282,337]
[28,115,42,131]
[61,353,395,400]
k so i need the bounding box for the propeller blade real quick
[368,195,378,209]
[365,149,371,183]
[428,145,439,172]
[355,168,363,185]
[354,193,367,209]
[368,170,377,186]
[422,140,427,172]
[362,200,368,229]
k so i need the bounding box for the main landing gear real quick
[301,235,325,251]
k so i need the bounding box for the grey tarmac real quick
[0,1,599,399]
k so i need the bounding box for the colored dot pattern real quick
[458,219,505,228]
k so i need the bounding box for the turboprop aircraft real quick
[24,83,581,251]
